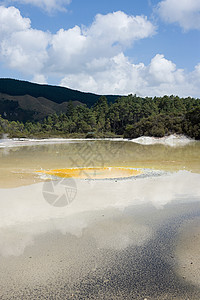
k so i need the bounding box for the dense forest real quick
[0,94,200,140]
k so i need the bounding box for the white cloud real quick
[61,53,146,95]
[148,54,184,84]
[0,6,155,84]
[1,29,50,72]
[48,26,87,73]
[85,12,155,46]
[61,53,200,98]
[157,0,200,30]
[0,6,50,73]
[0,5,30,38]
[2,0,71,12]
[0,6,200,98]
[47,11,155,74]
[32,74,47,84]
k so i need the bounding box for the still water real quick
[0,138,200,187]
[0,138,200,299]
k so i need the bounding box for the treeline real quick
[0,95,200,139]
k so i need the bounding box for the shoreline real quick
[0,134,196,149]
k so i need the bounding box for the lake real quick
[0,137,200,299]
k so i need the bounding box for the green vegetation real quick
[0,94,200,140]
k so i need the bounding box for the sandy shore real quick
[175,217,200,288]
[0,173,200,299]
[1,203,200,299]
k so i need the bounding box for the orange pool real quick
[37,167,142,179]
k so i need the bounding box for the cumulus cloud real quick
[32,74,47,84]
[2,0,71,12]
[1,29,50,72]
[157,0,200,30]
[61,53,146,95]
[148,54,184,84]
[0,6,200,97]
[0,6,50,74]
[47,11,155,74]
[0,7,155,75]
[0,5,30,38]
[60,53,194,97]
[85,12,155,46]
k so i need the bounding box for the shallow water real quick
[0,138,200,299]
[0,139,200,187]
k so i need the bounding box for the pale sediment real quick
[1,201,200,299]
[175,217,200,288]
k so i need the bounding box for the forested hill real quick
[1,94,200,140]
[0,78,118,106]
[0,78,120,122]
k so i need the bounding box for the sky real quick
[0,0,200,97]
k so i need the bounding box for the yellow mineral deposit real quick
[37,167,142,179]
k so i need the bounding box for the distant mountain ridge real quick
[0,78,119,122]
[0,78,119,104]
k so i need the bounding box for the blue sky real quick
[0,0,200,97]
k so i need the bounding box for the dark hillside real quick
[0,78,119,107]
[0,92,83,122]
